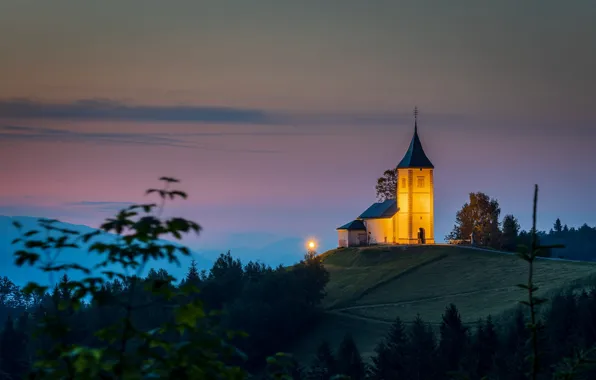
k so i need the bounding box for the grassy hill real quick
[291,244,596,362]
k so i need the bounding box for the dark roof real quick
[337,219,367,231]
[397,123,434,169]
[358,199,398,219]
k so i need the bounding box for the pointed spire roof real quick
[397,107,434,169]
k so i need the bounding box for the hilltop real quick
[291,244,596,361]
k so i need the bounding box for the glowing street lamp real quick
[306,240,317,253]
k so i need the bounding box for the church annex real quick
[337,109,435,247]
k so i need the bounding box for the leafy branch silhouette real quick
[10,177,295,379]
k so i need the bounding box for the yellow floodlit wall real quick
[396,168,434,244]
[364,218,395,245]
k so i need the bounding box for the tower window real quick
[417,176,425,188]
[401,178,406,189]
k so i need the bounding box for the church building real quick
[337,109,435,247]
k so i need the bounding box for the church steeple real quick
[397,107,434,169]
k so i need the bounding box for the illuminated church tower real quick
[336,107,435,247]
[395,107,435,244]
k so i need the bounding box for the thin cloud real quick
[2,97,537,137]
[0,98,273,124]
[0,125,281,153]
[0,98,469,128]
[1,125,193,148]
[271,112,468,127]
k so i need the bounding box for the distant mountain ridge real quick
[0,215,213,286]
[194,236,337,268]
[1,215,335,285]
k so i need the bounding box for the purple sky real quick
[1,1,595,253]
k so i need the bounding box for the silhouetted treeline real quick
[504,219,596,260]
[0,251,329,378]
[540,219,596,261]
[447,192,596,260]
[304,289,596,379]
[4,261,596,379]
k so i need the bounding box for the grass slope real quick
[292,245,596,362]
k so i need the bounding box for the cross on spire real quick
[414,106,419,131]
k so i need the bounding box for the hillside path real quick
[331,285,520,313]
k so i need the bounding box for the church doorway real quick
[418,228,426,244]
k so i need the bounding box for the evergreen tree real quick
[470,318,486,378]
[489,212,502,249]
[438,304,468,377]
[0,314,28,378]
[0,315,15,376]
[473,316,498,379]
[553,218,563,233]
[308,341,336,380]
[185,259,201,284]
[544,292,580,369]
[496,308,529,380]
[369,341,391,380]
[58,273,72,301]
[289,357,306,380]
[370,317,409,379]
[573,289,596,378]
[202,251,244,309]
[578,290,596,349]
[406,315,437,380]
[336,333,366,380]
[501,214,520,251]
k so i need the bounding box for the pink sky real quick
[1,0,595,252]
